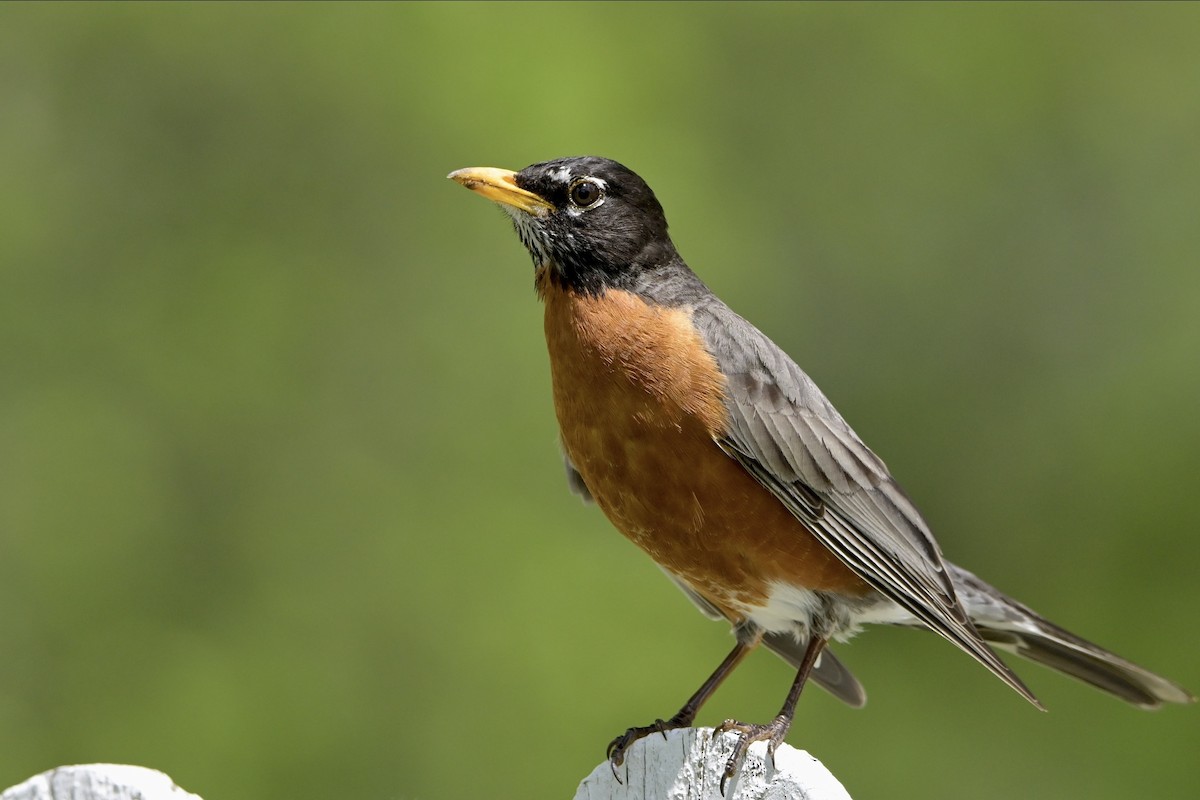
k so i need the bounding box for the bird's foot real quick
[606,711,694,779]
[713,714,792,794]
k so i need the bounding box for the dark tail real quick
[950,564,1194,709]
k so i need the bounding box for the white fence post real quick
[2,728,851,800]
[1,765,202,800]
[574,727,852,800]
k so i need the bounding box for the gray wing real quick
[695,301,1041,708]
[563,449,594,503]
[764,631,866,708]
[663,569,867,707]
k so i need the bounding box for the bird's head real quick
[449,156,680,296]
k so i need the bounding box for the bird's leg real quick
[714,634,828,795]
[607,626,762,774]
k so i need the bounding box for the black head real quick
[450,156,685,297]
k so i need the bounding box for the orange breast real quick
[541,278,868,619]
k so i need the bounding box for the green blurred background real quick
[1,2,1197,798]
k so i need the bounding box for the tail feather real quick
[977,626,1190,709]
[950,564,1194,709]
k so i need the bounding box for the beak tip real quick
[447,166,551,214]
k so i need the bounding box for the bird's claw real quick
[714,716,791,795]
[606,717,676,768]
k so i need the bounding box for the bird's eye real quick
[569,179,603,208]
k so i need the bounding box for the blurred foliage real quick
[1,3,1198,798]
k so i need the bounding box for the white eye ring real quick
[568,177,605,209]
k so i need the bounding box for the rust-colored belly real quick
[542,281,867,618]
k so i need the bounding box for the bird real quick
[447,156,1193,790]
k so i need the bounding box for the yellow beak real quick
[447,167,554,215]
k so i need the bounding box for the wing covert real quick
[694,300,1040,706]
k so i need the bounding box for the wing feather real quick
[696,301,1042,707]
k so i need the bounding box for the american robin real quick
[448,156,1193,789]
